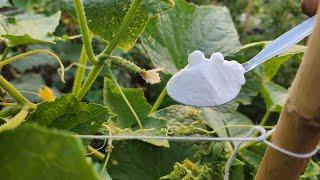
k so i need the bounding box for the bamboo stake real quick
[255,6,320,180]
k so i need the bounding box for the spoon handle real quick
[243,15,317,72]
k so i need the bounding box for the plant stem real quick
[259,109,271,126]
[0,102,17,106]
[87,145,105,161]
[73,0,97,65]
[0,109,28,133]
[108,69,144,129]
[101,129,113,179]
[0,46,11,72]
[101,149,111,179]
[72,46,88,95]
[1,46,11,61]
[78,0,142,100]
[0,76,34,107]
[149,87,167,114]
[0,106,20,118]
[76,63,104,99]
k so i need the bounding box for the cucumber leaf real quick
[0,124,99,180]
[141,0,240,74]
[27,94,111,136]
[62,0,173,50]
[260,81,287,112]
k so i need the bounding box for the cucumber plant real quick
[0,0,318,179]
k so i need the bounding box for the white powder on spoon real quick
[167,50,246,107]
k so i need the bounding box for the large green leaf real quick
[103,78,152,128]
[201,108,253,138]
[141,0,240,74]
[27,94,111,135]
[0,11,61,47]
[260,81,287,112]
[0,124,99,180]
[62,0,173,50]
[261,55,293,81]
[108,141,196,179]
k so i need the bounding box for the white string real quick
[224,126,266,180]
[85,138,107,156]
[78,134,262,142]
[77,126,318,180]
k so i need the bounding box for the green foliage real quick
[103,78,169,146]
[1,0,319,179]
[107,141,196,179]
[0,11,61,47]
[201,108,253,137]
[235,73,262,106]
[12,0,41,9]
[196,142,228,179]
[301,160,320,179]
[0,124,99,180]
[238,148,263,179]
[62,0,173,50]
[260,81,287,112]
[253,43,306,81]
[141,0,240,74]
[152,105,210,136]
[103,78,152,128]
[194,142,245,180]
[27,94,111,135]
[160,159,212,179]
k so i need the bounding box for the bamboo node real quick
[285,100,320,129]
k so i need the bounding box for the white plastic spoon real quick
[167,16,316,107]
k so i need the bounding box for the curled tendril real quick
[64,62,93,72]
[0,49,66,83]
